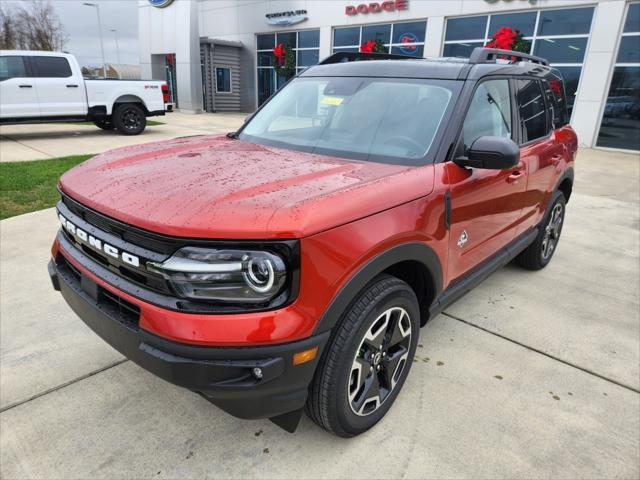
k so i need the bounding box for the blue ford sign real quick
[148,0,174,7]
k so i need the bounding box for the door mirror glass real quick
[455,136,520,169]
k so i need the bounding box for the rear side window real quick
[462,79,512,152]
[516,79,548,143]
[543,75,569,128]
[32,56,72,78]
[0,56,27,81]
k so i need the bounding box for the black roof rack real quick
[469,47,549,66]
[319,51,419,65]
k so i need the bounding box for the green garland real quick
[274,44,296,78]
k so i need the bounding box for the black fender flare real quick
[312,242,443,335]
[553,166,574,202]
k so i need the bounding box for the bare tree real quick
[0,5,19,49]
[0,1,67,51]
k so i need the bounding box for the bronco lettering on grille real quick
[58,213,140,267]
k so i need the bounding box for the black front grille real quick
[57,254,140,330]
[61,193,177,254]
[100,288,141,330]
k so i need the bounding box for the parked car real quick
[48,48,577,437]
[0,50,170,135]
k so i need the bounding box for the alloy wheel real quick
[347,307,412,416]
[541,203,563,260]
[122,109,143,132]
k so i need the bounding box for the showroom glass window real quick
[256,29,320,106]
[596,2,640,151]
[332,20,427,56]
[443,7,594,117]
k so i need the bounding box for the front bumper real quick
[48,256,329,422]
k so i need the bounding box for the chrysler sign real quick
[265,10,308,26]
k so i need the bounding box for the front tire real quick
[113,103,146,135]
[515,190,566,270]
[306,275,419,437]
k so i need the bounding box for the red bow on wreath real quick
[486,27,517,50]
[360,40,377,53]
[273,43,286,66]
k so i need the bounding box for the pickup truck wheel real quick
[515,190,566,270]
[306,275,419,437]
[114,104,146,135]
[94,119,114,130]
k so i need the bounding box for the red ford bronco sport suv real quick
[49,48,576,437]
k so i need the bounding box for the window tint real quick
[597,66,640,151]
[543,75,569,128]
[624,3,640,32]
[489,12,537,37]
[276,32,296,48]
[0,56,27,81]
[334,27,360,47]
[33,56,72,78]
[517,80,548,143]
[617,36,640,64]
[443,42,484,58]
[298,30,320,48]
[394,21,426,44]
[446,16,487,41]
[534,37,588,64]
[391,45,424,56]
[362,24,391,44]
[298,50,319,67]
[463,80,512,152]
[537,7,594,36]
[257,34,275,50]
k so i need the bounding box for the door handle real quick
[507,170,524,184]
[19,84,33,88]
[66,84,78,88]
[550,155,562,165]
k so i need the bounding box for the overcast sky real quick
[10,0,139,67]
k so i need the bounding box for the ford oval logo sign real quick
[148,0,173,7]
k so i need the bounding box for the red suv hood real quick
[60,134,434,239]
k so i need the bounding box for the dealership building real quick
[138,0,640,151]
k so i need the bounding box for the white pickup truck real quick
[0,50,171,135]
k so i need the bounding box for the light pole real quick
[110,29,120,64]
[83,2,106,78]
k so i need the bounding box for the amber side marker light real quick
[292,346,319,365]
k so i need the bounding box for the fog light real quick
[252,367,263,380]
[292,347,319,366]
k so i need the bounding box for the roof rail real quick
[319,51,419,65]
[469,47,549,66]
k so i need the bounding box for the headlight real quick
[147,247,287,304]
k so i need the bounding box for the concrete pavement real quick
[1,148,638,479]
[0,112,246,162]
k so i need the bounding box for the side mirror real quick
[455,136,520,170]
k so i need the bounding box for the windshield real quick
[239,77,458,165]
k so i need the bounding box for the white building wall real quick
[139,0,631,147]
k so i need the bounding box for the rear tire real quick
[306,275,419,437]
[515,190,566,270]
[94,119,114,130]
[113,103,146,135]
